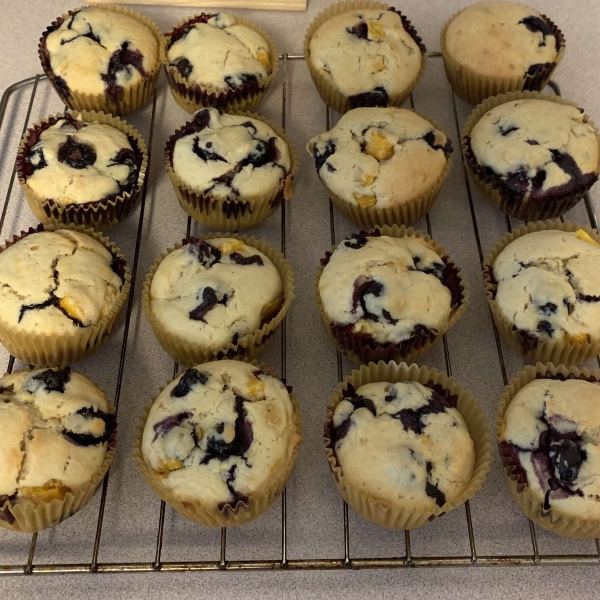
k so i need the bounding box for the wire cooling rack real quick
[0,52,599,575]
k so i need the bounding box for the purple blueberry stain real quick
[171,368,209,398]
[153,411,193,441]
[57,137,97,169]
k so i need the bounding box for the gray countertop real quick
[1,1,599,598]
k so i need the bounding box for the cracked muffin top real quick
[500,377,600,520]
[150,238,282,352]
[308,107,451,209]
[167,13,272,92]
[22,115,142,206]
[0,229,124,335]
[319,233,454,346]
[142,360,299,508]
[42,7,159,98]
[0,367,114,507]
[309,9,423,107]
[331,380,475,512]
[492,229,600,344]
[469,100,599,202]
[169,108,291,201]
[445,2,559,80]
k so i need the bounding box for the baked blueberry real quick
[308,107,451,210]
[141,360,300,514]
[0,368,114,518]
[330,380,474,513]
[500,376,600,521]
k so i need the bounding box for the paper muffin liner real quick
[462,92,600,221]
[16,110,148,232]
[497,362,600,538]
[165,111,299,231]
[0,367,117,533]
[316,225,469,364]
[0,225,131,368]
[483,220,600,367]
[142,233,295,368]
[324,360,492,529]
[162,13,279,114]
[303,1,427,115]
[441,7,565,106]
[317,110,453,228]
[38,5,165,117]
[133,359,302,527]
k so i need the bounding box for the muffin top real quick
[500,377,600,520]
[142,360,299,507]
[150,238,282,352]
[492,229,600,343]
[470,100,599,201]
[445,2,559,79]
[308,107,451,208]
[0,367,114,504]
[167,13,272,92]
[331,381,475,512]
[320,234,454,346]
[170,108,291,201]
[309,9,422,106]
[0,229,124,335]
[43,7,159,98]
[22,116,141,206]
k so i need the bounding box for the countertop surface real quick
[0,1,599,598]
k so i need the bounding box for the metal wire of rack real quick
[0,52,599,576]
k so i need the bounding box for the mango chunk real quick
[564,332,588,344]
[59,295,85,323]
[360,173,375,187]
[247,374,265,397]
[20,480,69,503]
[256,49,272,72]
[365,133,394,161]
[221,240,246,254]
[367,20,385,41]
[353,193,377,208]
[575,229,600,247]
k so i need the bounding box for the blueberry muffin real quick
[39,6,162,115]
[330,380,474,519]
[486,228,600,366]
[164,13,277,114]
[305,4,426,113]
[0,367,115,532]
[145,237,287,367]
[0,228,129,367]
[442,2,565,105]
[166,108,296,230]
[499,374,600,535]
[307,107,452,227]
[318,229,466,364]
[464,96,599,220]
[139,359,301,526]
[17,112,145,230]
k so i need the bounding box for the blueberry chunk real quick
[539,302,558,315]
[26,147,47,173]
[348,87,389,109]
[63,406,115,446]
[187,239,221,268]
[537,320,554,336]
[31,367,71,393]
[313,140,336,171]
[153,411,193,441]
[189,287,230,322]
[344,234,369,250]
[228,252,264,266]
[351,278,384,321]
[101,42,146,97]
[192,136,226,162]
[518,16,553,45]
[548,438,585,483]
[346,22,368,39]
[224,73,258,90]
[394,389,454,435]
[57,137,97,169]
[499,124,520,136]
[171,56,193,78]
[171,368,209,398]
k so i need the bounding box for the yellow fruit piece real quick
[365,133,394,161]
[372,56,385,72]
[360,173,375,187]
[247,374,265,397]
[20,480,69,503]
[59,295,85,323]
[575,229,600,247]
[564,332,588,344]
[256,49,272,72]
[260,296,282,322]
[367,20,385,41]
[156,458,183,477]
[353,193,377,208]
[221,240,246,254]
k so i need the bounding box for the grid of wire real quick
[0,52,599,576]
